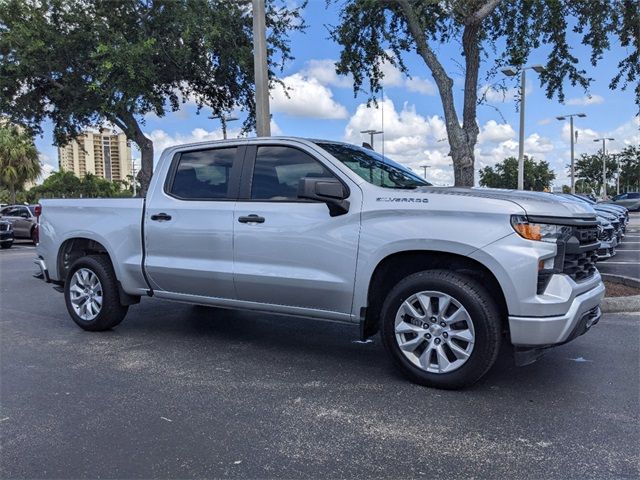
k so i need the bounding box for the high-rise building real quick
[58,132,132,182]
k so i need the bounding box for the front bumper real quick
[0,231,14,242]
[509,279,605,346]
[597,237,617,259]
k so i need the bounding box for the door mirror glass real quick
[298,177,349,216]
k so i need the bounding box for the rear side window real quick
[169,147,237,200]
[251,146,333,200]
[628,193,640,199]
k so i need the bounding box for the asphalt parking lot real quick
[596,212,640,280]
[1,241,639,479]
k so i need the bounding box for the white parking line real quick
[598,261,640,265]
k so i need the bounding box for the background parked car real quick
[0,205,39,244]
[608,192,640,212]
[0,219,14,249]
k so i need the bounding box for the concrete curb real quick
[601,273,640,313]
[601,295,640,313]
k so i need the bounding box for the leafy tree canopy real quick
[330,0,639,186]
[573,145,640,194]
[25,170,131,202]
[0,0,303,193]
[0,122,40,203]
[479,156,555,191]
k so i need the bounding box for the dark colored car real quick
[609,192,640,212]
[0,219,14,249]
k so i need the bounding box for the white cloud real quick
[480,83,532,103]
[270,73,348,119]
[405,76,436,95]
[477,120,515,144]
[299,59,352,88]
[566,94,604,106]
[147,127,233,162]
[379,57,436,95]
[303,56,436,96]
[343,98,452,183]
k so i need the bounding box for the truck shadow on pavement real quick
[106,298,597,394]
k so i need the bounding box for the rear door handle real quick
[238,214,265,224]
[150,213,172,221]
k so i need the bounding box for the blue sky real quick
[35,1,639,186]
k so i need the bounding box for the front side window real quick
[169,147,237,200]
[1,207,24,217]
[315,142,430,189]
[251,146,334,200]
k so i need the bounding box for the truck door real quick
[233,143,361,315]
[144,145,243,299]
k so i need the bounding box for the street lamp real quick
[502,64,545,190]
[360,129,383,150]
[209,114,239,140]
[594,137,615,199]
[556,113,586,194]
[420,165,431,179]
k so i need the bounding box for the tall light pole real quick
[556,113,587,194]
[594,137,614,199]
[502,64,545,190]
[253,0,270,137]
[360,129,383,150]
[209,114,239,140]
[420,165,431,179]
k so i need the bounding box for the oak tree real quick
[330,0,639,186]
[479,155,555,191]
[0,0,302,194]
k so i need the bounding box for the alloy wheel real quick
[69,268,103,321]
[394,290,475,374]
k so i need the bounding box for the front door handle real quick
[150,213,172,221]
[238,214,265,224]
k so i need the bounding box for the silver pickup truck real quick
[35,137,605,389]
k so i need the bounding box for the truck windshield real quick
[315,142,431,189]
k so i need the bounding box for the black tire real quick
[0,241,12,249]
[380,270,502,390]
[64,255,128,331]
[30,227,37,245]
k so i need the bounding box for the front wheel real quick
[380,270,502,389]
[64,255,128,331]
[0,241,12,249]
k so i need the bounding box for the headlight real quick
[510,215,572,243]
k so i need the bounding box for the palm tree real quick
[0,124,41,204]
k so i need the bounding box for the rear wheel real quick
[380,270,502,389]
[64,255,128,331]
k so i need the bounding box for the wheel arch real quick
[57,237,141,306]
[361,250,508,339]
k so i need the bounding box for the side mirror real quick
[298,177,350,217]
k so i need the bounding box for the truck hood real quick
[418,187,597,219]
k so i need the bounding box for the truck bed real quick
[38,198,148,294]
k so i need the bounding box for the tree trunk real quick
[9,183,16,204]
[451,148,475,187]
[111,110,154,197]
[136,137,154,197]
[397,0,500,188]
